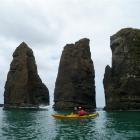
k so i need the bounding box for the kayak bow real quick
[52,113,99,119]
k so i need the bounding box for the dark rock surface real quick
[54,38,96,110]
[4,42,49,108]
[103,28,140,110]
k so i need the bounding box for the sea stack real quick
[54,38,96,110]
[4,42,49,108]
[103,28,140,110]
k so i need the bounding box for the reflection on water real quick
[103,112,140,140]
[95,111,140,140]
[1,109,39,140]
[54,119,95,140]
[0,108,140,140]
[0,107,57,140]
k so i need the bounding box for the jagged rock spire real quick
[54,38,96,110]
[4,42,49,108]
[103,28,140,110]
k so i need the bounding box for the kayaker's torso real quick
[78,110,88,116]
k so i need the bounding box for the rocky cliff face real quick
[103,28,140,110]
[54,38,96,110]
[4,42,49,108]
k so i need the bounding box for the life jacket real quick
[78,110,88,116]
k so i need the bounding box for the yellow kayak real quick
[52,113,99,119]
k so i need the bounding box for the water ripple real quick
[0,109,140,140]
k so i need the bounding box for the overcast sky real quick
[0,0,140,107]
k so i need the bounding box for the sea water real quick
[0,107,140,140]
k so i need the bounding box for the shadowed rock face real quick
[103,28,140,110]
[4,42,49,108]
[54,38,96,110]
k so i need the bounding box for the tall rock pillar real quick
[103,28,140,110]
[54,38,96,110]
[4,42,49,108]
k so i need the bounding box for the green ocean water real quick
[0,107,140,140]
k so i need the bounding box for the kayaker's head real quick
[78,106,82,110]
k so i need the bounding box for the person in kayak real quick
[77,106,88,116]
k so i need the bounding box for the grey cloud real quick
[0,1,63,46]
[0,69,8,104]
